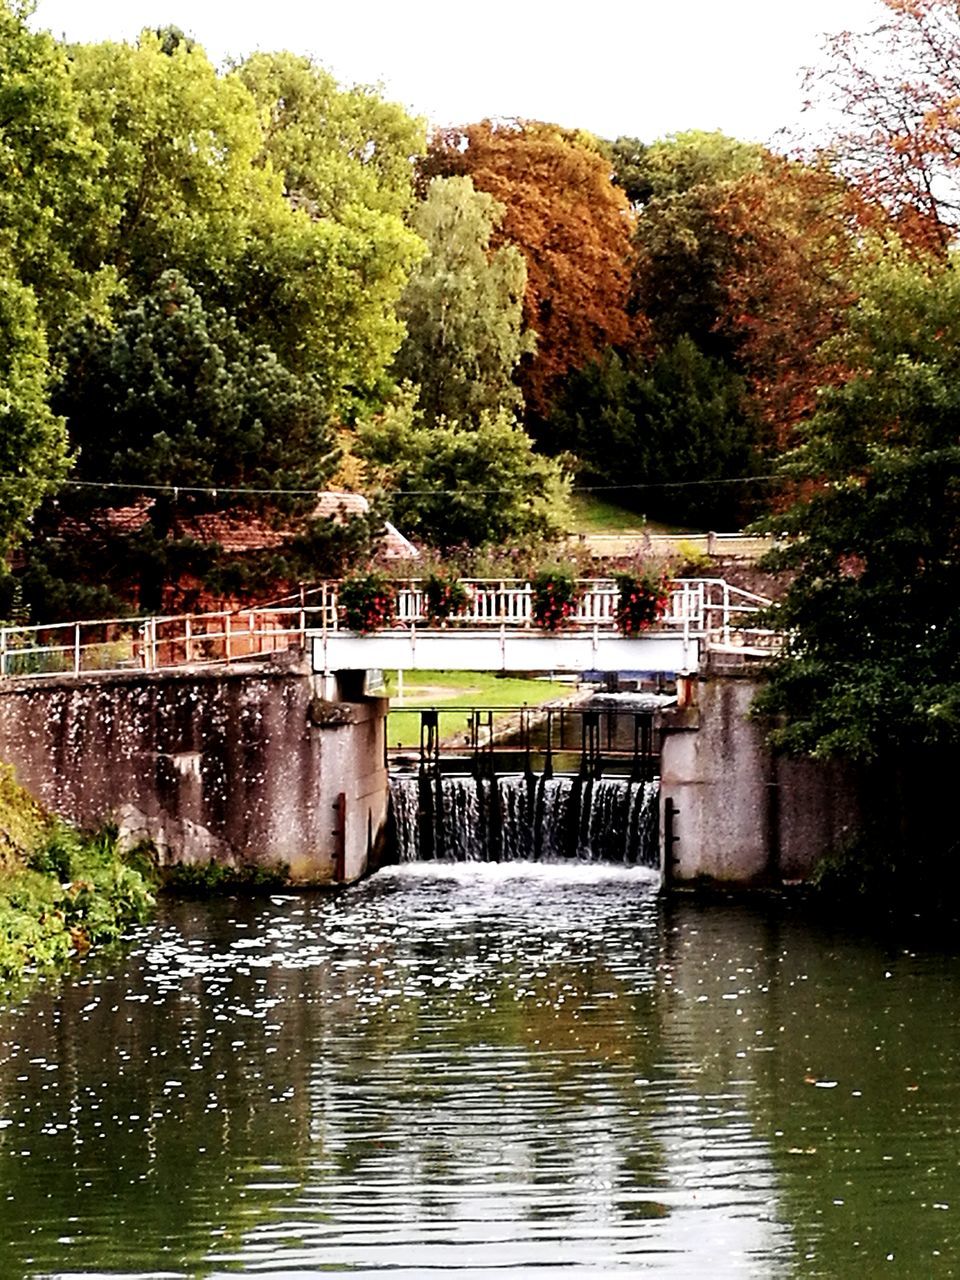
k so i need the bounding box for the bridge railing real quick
[0,577,776,679]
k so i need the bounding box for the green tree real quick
[548,337,759,528]
[236,49,423,220]
[0,3,84,553]
[234,51,425,407]
[28,270,340,612]
[56,271,336,498]
[0,2,113,339]
[394,176,530,423]
[67,30,275,292]
[628,131,765,359]
[756,254,960,763]
[357,389,570,549]
[0,270,69,553]
[67,34,423,417]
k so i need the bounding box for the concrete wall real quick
[0,659,388,885]
[660,672,860,886]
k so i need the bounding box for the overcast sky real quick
[30,0,887,146]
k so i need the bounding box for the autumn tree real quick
[420,119,635,425]
[626,131,765,360]
[805,0,960,252]
[393,176,530,423]
[712,158,892,442]
[626,132,891,447]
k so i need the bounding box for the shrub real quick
[338,571,397,633]
[615,571,669,634]
[422,573,470,624]
[531,567,580,631]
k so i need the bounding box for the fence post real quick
[224,611,232,663]
[73,623,81,677]
[185,615,193,665]
[0,628,6,677]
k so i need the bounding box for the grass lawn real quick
[385,669,570,750]
[568,493,647,534]
[567,494,692,535]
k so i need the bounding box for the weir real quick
[389,703,662,868]
[390,774,660,867]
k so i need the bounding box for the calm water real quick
[0,864,958,1277]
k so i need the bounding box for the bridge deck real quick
[313,628,696,673]
[0,577,775,680]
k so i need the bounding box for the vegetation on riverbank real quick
[0,766,155,978]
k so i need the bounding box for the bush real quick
[0,823,156,977]
[422,572,470,624]
[531,567,580,631]
[338,571,397,633]
[615,571,669,634]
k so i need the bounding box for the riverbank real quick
[0,765,155,979]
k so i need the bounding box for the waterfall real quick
[389,773,660,868]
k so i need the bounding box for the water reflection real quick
[0,866,958,1275]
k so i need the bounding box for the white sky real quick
[30,0,886,145]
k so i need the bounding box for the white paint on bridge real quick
[312,628,696,674]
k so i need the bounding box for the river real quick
[0,863,957,1277]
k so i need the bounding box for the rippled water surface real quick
[1,864,960,1277]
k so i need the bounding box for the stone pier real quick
[0,657,388,884]
[660,668,861,886]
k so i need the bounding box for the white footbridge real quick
[0,578,776,680]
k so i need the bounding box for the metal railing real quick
[392,704,662,781]
[0,578,777,680]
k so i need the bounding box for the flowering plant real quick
[531,568,580,631]
[338,571,397,634]
[615,571,669,634]
[423,573,470,625]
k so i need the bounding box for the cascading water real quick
[389,773,660,868]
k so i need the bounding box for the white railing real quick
[0,578,776,680]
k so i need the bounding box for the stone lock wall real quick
[0,661,388,884]
[660,671,861,886]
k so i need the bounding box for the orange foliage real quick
[714,160,888,445]
[421,119,636,421]
[804,0,960,252]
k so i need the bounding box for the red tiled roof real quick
[56,491,417,559]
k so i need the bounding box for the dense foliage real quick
[394,176,529,424]
[357,390,570,550]
[548,337,759,527]
[420,119,636,425]
[0,766,154,978]
[755,256,960,763]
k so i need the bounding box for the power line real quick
[37,473,786,500]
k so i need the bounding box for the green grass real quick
[567,494,694,535]
[385,669,569,749]
[568,494,648,534]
